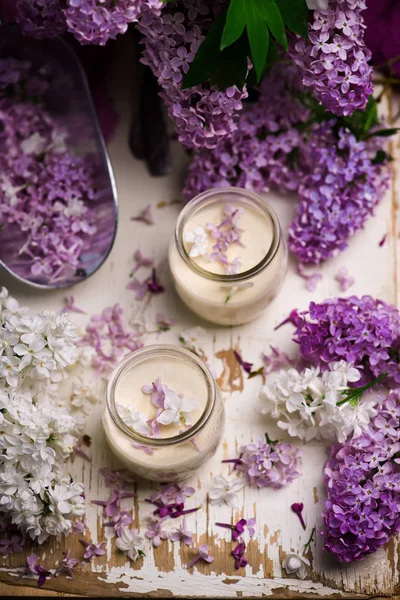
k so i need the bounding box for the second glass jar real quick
[169,187,287,326]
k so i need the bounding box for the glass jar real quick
[103,344,224,482]
[168,187,287,326]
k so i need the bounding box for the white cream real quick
[169,188,287,326]
[103,346,224,481]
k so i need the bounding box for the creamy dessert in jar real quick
[168,187,287,326]
[103,345,224,481]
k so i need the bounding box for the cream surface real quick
[115,355,207,438]
[169,202,287,326]
[183,203,273,274]
[103,353,225,481]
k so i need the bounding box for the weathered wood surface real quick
[0,59,399,599]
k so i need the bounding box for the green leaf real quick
[247,8,270,81]
[221,0,246,50]
[371,150,390,165]
[366,127,400,139]
[183,10,249,90]
[255,0,287,50]
[275,0,308,38]
[182,11,227,88]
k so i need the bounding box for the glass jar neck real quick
[175,187,282,283]
[106,344,216,447]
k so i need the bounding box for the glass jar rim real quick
[175,187,282,283]
[106,344,217,447]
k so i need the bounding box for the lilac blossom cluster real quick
[16,0,163,45]
[290,0,373,116]
[184,61,309,199]
[227,436,301,489]
[138,0,248,150]
[293,296,400,386]
[0,57,99,283]
[323,390,400,562]
[0,288,85,544]
[288,122,391,264]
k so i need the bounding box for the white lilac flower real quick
[184,225,209,258]
[0,288,84,543]
[156,388,198,426]
[117,404,150,436]
[115,527,144,562]
[258,360,378,443]
[208,475,245,509]
[282,553,310,579]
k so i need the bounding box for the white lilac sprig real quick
[258,360,388,443]
[0,288,84,544]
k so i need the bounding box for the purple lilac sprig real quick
[138,0,247,151]
[289,0,373,116]
[292,296,400,386]
[183,61,309,199]
[323,390,400,562]
[288,122,391,265]
[145,482,199,519]
[227,435,301,489]
[187,544,215,569]
[16,0,164,45]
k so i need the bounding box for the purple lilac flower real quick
[187,544,215,569]
[291,503,306,530]
[296,263,323,292]
[144,519,169,547]
[131,249,154,273]
[138,0,247,151]
[0,58,100,283]
[289,0,373,116]
[148,482,195,506]
[0,526,25,556]
[262,346,297,374]
[233,351,253,375]
[323,390,400,562]
[72,520,86,534]
[335,267,355,291]
[92,488,135,519]
[64,0,163,45]
[80,304,143,374]
[274,310,302,331]
[131,204,154,225]
[379,234,387,247]
[288,123,391,265]
[70,435,91,462]
[19,554,51,587]
[55,550,80,578]
[216,518,256,542]
[99,466,136,488]
[170,518,193,546]
[155,313,176,332]
[293,296,400,386]
[183,61,309,198]
[80,540,106,560]
[16,0,67,39]
[232,540,248,569]
[104,510,133,537]
[61,295,87,315]
[233,436,302,489]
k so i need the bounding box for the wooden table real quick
[0,60,399,598]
